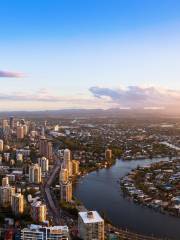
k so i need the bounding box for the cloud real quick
[89,85,180,108]
[0,70,24,78]
[0,90,62,102]
[0,89,114,110]
[2,86,180,111]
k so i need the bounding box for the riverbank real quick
[79,156,116,176]
[120,158,180,218]
[74,158,180,240]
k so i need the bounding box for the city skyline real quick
[1,0,180,110]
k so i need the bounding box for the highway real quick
[43,158,62,225]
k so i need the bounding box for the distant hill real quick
[0,108,178,119]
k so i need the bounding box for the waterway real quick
[74,158,180,240]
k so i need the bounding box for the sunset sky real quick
[1,0,180,110]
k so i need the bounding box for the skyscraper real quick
[29,164,42,184]
[72,160,80,175]
[39,138,53,161]
[9,116,15,129]
[11,193,24,215]
[38,157,49,173]
[60,181,72,202]
[78,211,104,240]
[0,139,3,152]
[0,186,15,208]
[31,201,47,223]
[105,148,112,161]
[17,126,24,139]
[2,176,9,187]
[59,167,69,184]
[2,119,9,129]
[23,124,28,136]
[63,149,72,176]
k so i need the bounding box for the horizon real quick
[1,0,180,111]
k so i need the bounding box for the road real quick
[106,224,170,240]
[43,158,62,225]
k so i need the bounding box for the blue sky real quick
[1,0,180,110]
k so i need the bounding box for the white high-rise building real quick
[0,140,3,152]
[78,211,104,240]
[29,164,42,184]
[63,149,72,176]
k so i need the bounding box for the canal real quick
[74,158,180,240]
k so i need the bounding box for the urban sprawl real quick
[0,116,180,240]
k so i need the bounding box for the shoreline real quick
[120,158,180,219]
[73,158,167,240]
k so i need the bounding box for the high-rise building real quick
[2,119,9,129]
[78,211,104,240]
[11,193,24,215]
[4,152,10,162]
[105,148,112,161]
[0,140,3,152]
[16,153,23,162]
[20,119,26,125]
[41,127,45,137]
[0,186,15,208]
[59,168,69,184]
[23,124,28,136]
[72,160,80,175]
[31,130,38,138]
[31,201,46,223]
[63,149,72,176]
[39,138,53,161]
[38,157,49,173]
[29,164,42,184]
[2,176,9,186]
[21,224,69,240]
[17,126,24,139]
[9,116,15,129]
[60,181,72,202]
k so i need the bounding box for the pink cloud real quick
[0,70,24,78]
[89,85,180,108]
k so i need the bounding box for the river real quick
[74,158,180,240]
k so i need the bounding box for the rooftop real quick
[79,211,104,224]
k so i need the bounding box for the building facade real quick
[60,181,72,202]
[0,186,15,208]
[21,224,69,240]
[31,201,46,223]
[78,211,104,240]
[29,164,42,184]
[12,193,24,215]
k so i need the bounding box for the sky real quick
[1,0,180,111]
